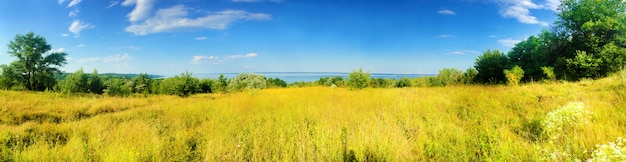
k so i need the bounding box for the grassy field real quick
[1,74,625,161]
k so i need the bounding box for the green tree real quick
[227,73,267,92]
[132,73,150,94]
[4,32,67,91]
[508,34,551,81]
[461,68,478,85]
[59,68,89,94]
[504,65,525,86]
[436,68,463,86]
[542,66,557,82]
[555,0,626,79]
[0,63,24,90]
[395,77,412,88]
[212,74,228,93]
[346,68,370,89]
[105,78,132,97]
[474,50,509,84]
[160,71,200,97]
[266,77,287,88]
[200,78,213,93]
[88,69,104,94]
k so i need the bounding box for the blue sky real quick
[0,0,559,75]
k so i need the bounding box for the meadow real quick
[1,73,625,161]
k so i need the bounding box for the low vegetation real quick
[1,72,625,161]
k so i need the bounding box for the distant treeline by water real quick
[162,72,437,83]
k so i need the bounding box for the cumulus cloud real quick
[437,9,456,15]
[122,0,156,22]
[436,34,455,38]
[191,55,218,64]
[498,38,522,47]
[124,5,271,35]
[69,20,94,35]
[495,0,559,26]
[195,36,208,40]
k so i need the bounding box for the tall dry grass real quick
[1,74,625,161]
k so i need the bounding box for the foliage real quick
[0,63,24,90]
[266,77,287,88]
[435,68,463,86]
[89,69,104,94]
[227,73,267,92]
[199,78,214,93]
[59,68,89,94]
[4,32,67,91]
[212,74,228,93]
[317,76,344,87]
[346,68,370,89]
[105,78,132,97]
[370,78,394,88]
[395,77,412,88]
[504,65,525,86]
[160,71,200,97]
[132,73,151,94]
[590,135,626,161]
[474,50,509,84]
[461,68,477,85]
[565,50,603,79]
[541,66,556,82]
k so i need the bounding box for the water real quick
[185,72,435,84]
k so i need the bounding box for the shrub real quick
[346,68,370,89]
[436,68,463,86]
[199,78,214,93]
[474,49,509,84]
[395,77,412,88]
[59,68,89,94]
[212,74,228,93]
[105,78,132,97]
[504,65,525,86]
[266,77,287,88]
[541,102,592,140]
[160,71,200,97]
[227,73,267,92]
[88,69,104,94]
[589,135,626,161]
[541,66,556,82]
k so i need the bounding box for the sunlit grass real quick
[1,75,625,161]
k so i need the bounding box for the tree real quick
[200,78,213,93]
[89,69,104,94]
[266,77,287,88]
[395,77,412,88]
[132,73,150,94]
[4,32,67,91]
[461,68,478,85]
[212,74,228,93]
[105,78,132,97]
[474,50,509,84]
[436,68,463,86]
[555,0,626,79]
[59,68,89,94]
[504,65,525,86]
[160,71,200,97]
[227,73,267,92]
[0,63,24,90]
[346,68,370,89]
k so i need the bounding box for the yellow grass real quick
[1,74,625,161]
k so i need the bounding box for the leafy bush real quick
[160,71,200,97]
[395,77,412,88]
[565,50,603,80]
[504,65,525,86]
[105,78,132,97]
[212,74,228,93]
[541,66,556,82]
[436,68,463,86]
[266,77,287,88]
[474,49,509,84]
[461,68,477,85]
[227,73,267,92]
[317,76,344,87]
[59,69,89,94]
[199,78,214,93]
[346,68,370,89]
[88,69,104,94]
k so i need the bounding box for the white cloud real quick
[449,50,480,55]
[226,53,259,59]
[77,44,85,47]
[122,0,156,22]
[191,55,218,64]
[107,1,121,8]
[49,48,66,53]
[125,5,271,35]
[103,53,132,63]
[67,0,82,7]
[69,9,80,17]
[488,35,497,38]
[496,0,554,26]
[498,38,522,47]
[61,33,69,37]
[58,0,67,4]
[69,20,94,35]
[437,9,456,15]
[545,0,560,12]
[195,36,208,40]
[436,34,455,38]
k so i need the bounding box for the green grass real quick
[1,73,625,161]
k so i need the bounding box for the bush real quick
[199,78,214,93]
[227,73,267,92]
[436,68,463,86]
[474,49,509,84]
[105,78,132,97]
[317,76,344,87]
[212,74,228,93]
[590,135,626,161]
[541,66,556,82]
[541,102,591,140]
[504,65,525,86]
[346,68,370,89]
[59,69,89,94]
[266,77,287,88]
[88,69,104,94]
[160,71,200,97]
[395,77,412,88]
